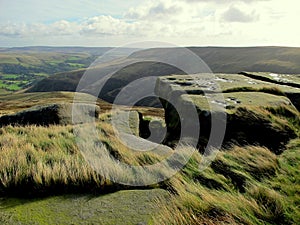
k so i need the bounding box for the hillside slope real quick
[0,47,138,93]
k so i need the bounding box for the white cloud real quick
[125,1,182,20]
[80,16,129,35]
[222,6,258,23]
[50,20,80,35]
[0,20,80,37]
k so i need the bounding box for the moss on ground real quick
[0,189,169,225]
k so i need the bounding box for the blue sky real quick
[0,0,300,47]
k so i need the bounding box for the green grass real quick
[67,63,85,67]
[0,114,170,195]
[67,56,82,61]
[0,74,18,79]
[33,73,48,77]
[6,83,22,91]
[0,119,298,224]
[0,125,105,195]
[0,50,97,94]
[0,72,48,93]
[0,81,29,91]
[0,189,169,225]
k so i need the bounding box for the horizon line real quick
[1,45,300,49]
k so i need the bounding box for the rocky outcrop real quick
[239,71,300,110]
[0,103,100,126]
[155,73,299,153]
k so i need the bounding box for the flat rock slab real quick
[240,71,300,88]
[0,91,104,116]
[182,92,293,112]
[118,132,173,157]
[155,73,299,153]
[156,73,296,115]
[156,73,300,96]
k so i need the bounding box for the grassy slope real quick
[0,100,298,224]
[153,101,300,224]
[0,103,168,224]
[0,91,163,119]
[0,128,300,224]
[154,138,300,225]
[26,69,86,93]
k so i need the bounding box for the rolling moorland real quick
[24,46,300,106]
[0,46,299,224]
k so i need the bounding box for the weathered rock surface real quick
[0,103,100,126]
[239,71,300,88]
[239,71,300,110]
[155,73,300,153]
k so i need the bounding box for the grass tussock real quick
[0,125,109,196]
[226,105,299,154]
[259,86,286,96]
[155,143,300,225]
[224,86,285,96]
[0,121,177,195]
[0,108,298,224]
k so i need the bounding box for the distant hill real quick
[27,69,86,93]
[27,46,300,105]
[0,46,140,75]
[131,46,300,74]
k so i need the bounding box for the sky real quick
[0,0,300,47]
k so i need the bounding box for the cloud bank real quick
[0,0,299,47]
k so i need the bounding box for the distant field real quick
[0,52,93,93]
[0,46,138,94]
[0,48,97,93]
